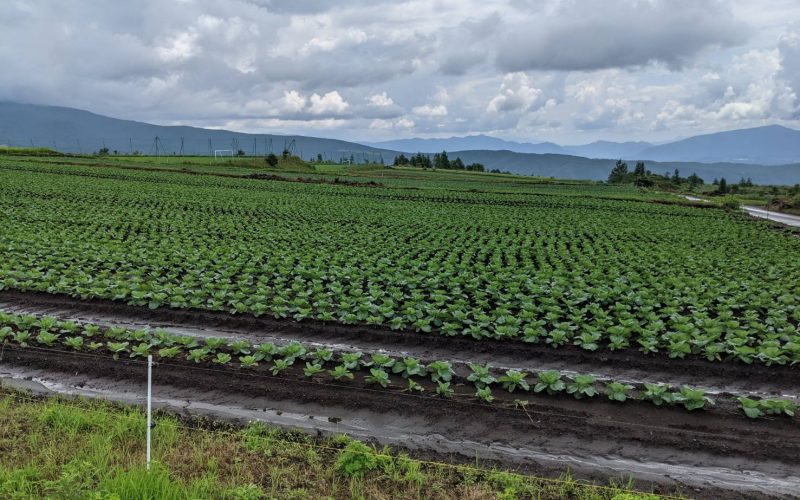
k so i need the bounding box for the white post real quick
[146,354,152,471]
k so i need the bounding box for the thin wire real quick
[4,344,797,445]
[0,390,684,499]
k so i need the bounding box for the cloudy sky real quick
[1,0,799,144]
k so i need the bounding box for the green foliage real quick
[642,383,674,406]
[271,359,290,375]
[334,441,389,478]
[365,368,390,388]
[605,382,634,402]
[392,357,424,378]
[475,386,494,403]
[427,361,453,383]
[534,371,565,395]
[2,159,797,369]
[303,362,324,377]
[674,386,715,411]
[567,374,598,399]
[329,364,354,381]
[467,363,496,389]
[498,370,529,393]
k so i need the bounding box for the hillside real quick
[639,125,800,165]
[0,101,396,163]
[2,101,799,184]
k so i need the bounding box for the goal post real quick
[213,149,234,160]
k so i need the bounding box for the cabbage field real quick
[1,156,799,496]
[1,161,799,366]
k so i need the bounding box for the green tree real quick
[451,157,465,170]
[265,153,278,167]
[608,160,629,183]
[718,177,728,194]
[633,161,646,176]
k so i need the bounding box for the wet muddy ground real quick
[1,290,799,498]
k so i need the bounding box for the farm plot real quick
[0,158,799,496]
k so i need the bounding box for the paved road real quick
[742,206,800,228]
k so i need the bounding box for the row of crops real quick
[2,310,796,419]
[0,161,799,366]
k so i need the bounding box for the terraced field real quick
[1,156,798,498]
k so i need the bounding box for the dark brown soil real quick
[2,290,797,396]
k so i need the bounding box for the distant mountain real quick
[372,135,657,160]
[2,101,799,184]
[562,140,652,159]
[369,135,564,154]
[0,101,395,162]
[638,125,800,165]
[445,150,800,185]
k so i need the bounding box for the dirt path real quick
[2,346,799,499]
[2,290,798,398]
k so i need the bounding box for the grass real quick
[0,390,664,499]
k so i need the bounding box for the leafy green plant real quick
[303,362,324,377]
[674,386,715,411]
[642,383,674,406]
[392,357,424,378]
[187,348,210,363]
[366,353,395,370]
[254,343,277,361]
[498,370,529,393]
[340,352,363,370]
[760,398,797,417]
[427,361,454,383]
[227,339,251,355]
[567,374,598,399]
[271,358,290,375]
[63,336,84,351]
[212,352,232,365]
[12,331,31,347]
[365,368,390,388]
[329,364,354,381]
[605,382,634,402]
[239,355,259,368]
[157,346,181,359]
[130,342,150,359]
[467,363,496,389]
[279,342,306,363]
[35,331,59,347]
[106,341,129,360]
[404,379,424,393]
[309,348,333,363]
[475,386,494,403]
[436,381,454,398]
[738,397,764,419]
[534,371,565,394]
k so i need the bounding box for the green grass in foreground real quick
[0,390,663,499]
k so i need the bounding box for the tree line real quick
[393,151,486,172]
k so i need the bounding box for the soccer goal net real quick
[214,149,234,160]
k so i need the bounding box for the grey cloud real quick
[778,30,800,117]
[496,0,750,71]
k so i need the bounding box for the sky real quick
[1,0,799,144]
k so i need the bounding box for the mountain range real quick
[1,101,799,184]
[372,126,800,166]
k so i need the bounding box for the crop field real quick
[1,155,799,498]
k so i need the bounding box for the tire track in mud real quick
[1,290,798,397]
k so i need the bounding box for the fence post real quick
[146,354,152,470]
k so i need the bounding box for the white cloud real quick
[280,90,307,113]
[367,92,394,107]
[486,73,541,113]
[412,104,447,117]
[308,91,349,115]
